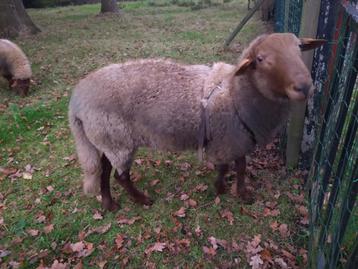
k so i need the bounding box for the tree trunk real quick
[100,0,119,13]
[0,0,40,38]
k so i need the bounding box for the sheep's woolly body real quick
[69,57,290,193]
[0,39,32,80]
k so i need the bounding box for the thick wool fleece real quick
[0,39,32,80]
[69,58,289,192]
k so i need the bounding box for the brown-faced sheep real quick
[0,39,32,96]
[69,33,325,211]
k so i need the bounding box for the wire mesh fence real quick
[275,0,357,268]
[274,0,302,34]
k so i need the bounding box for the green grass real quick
[0,1,308,268]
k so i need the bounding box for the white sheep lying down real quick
[69,33,325,211]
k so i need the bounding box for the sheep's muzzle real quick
[10,78,30,97]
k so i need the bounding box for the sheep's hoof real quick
[102,200,120,212]
[133,195,154,206]
[238,188,255,204]
[215,180,227,195]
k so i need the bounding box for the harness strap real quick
[198,84,258,161]
[198,84,222,161]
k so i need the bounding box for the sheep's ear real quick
[299,38,326,51]
[235,58,253,76]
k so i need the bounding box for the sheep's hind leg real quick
[235,156,255,204]
[100,154,120,211]
[215,164,229,195]
[114,169,153,206]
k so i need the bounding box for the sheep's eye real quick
[257,55,264,62]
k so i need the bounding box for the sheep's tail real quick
[68,109,101,195]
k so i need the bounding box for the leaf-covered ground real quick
[0,1,309,268]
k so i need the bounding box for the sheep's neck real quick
[231,75,290,145]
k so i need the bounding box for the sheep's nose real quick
[293,82,312,97]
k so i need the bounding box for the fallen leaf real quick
[0,249,11,258]
[70,241,94,257]
[63,154,76,162]
[152,242,166,252]
[300,215,309,225]
[96,260,107,269]
[0,104,7,112]
[274,258,288,269]
[285,192,304,204]
[187,199,197,208]
[220,209,234,225]
[70,241,85,253]
[44,224,54,234]
[164,160,173,166]
[195,226,202,237]
[249,254,263,269]
[195,183,208,192]
[180,193,189,201]
[92,223,111,234]
[263,208,280,217]
[36,214,46,223]
[203,246,216,256]
[216,239,228,249]
[246,235,263,255]
[8,261,20,269]
[62,243,73,254]
[145,242,166,255]
[299,248,308,264]
[73,261,83,269]
[297,205,308,216]
[176,238,190,248]
[46,186,54,192]
[150,179,160,186]
[22,172,32,180]
[265,201,278,209]
[0,167,17,177]
[78,230,86,241]
[260,248,273,263]
[117,216,141,225]
[179,162,191,171]
[115,234,125,249]
[279,224,289,238]
[82,242,94,257]
[50,260,67,269]
[232,240,242,252]
[92,211,103,220]
[208,236,219,249]
[270,221,279,231]
[134,159,143,165]
[240,206,258,219]
[214,196,221,205]
[206,161,215,171]
[281,249,295,262]
[27,229,39,237]
[173,207,186,218]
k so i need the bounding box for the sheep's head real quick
[9,78,31,97]
[235,33,326,101]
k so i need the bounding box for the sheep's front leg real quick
[215,164,229,195]
[114,170,153,206]
[235,156,255,204]
[100,155,120,211]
